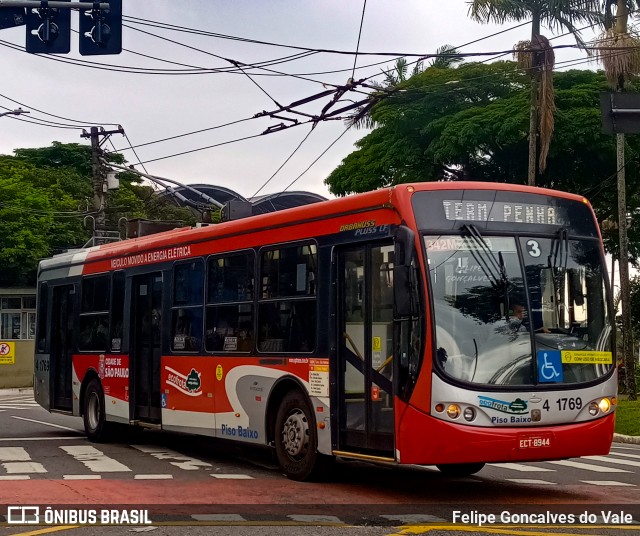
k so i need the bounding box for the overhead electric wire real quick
[251,127,316,198]
[351,0,368,81]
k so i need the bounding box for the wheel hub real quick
[282,410,308,457]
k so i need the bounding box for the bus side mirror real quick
[394,225,415,318]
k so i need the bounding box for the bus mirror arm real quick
[394,225,415,318]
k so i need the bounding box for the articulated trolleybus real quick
[34,182,616,480]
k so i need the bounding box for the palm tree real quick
[347,45,463,130]
[469,1,602,186]
[594,0,640,401]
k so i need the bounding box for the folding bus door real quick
[336,242,395,457]
[50,285,74,411]
[131,273,163,423]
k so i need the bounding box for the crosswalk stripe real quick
[63,475,101,480]
[0,475,30,480]
[132,445,211,470]
[210,474,253,479]
[60,445,130,472]
[134,474,173,479]
[547,460,630,473]
[0,446,46,474]
[584,455,640,468]
[487,462,555,472]
[580,480,636,486]
[506,479,557,485]
[608,451,640,460]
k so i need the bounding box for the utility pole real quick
[81,125,123,245]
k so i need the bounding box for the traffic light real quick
[0,7,25,30]
[25,0,70,54]
[79,0,122,56]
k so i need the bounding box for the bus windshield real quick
[425,232,612,387]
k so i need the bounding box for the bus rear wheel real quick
[83,379,109,442]
[274,390,319,481]
[436,462,485,476]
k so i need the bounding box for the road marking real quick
[0,475,30,480]
[0,447,47,474]
[287,515,343,523]
[506,479,557,485]
[60,445,131,472]
[63,474,102,480]
[0,436,82,441]
[584,454,640,468]
[547,460,630,473]
[580,480,636,486]
[134,474,173,479]
[4,526,80,536]
[191,514,246,521]
[132,445,211,470]
[12,415,80,432]
[0,446,30,461]
[210,473,254,479]
[609,450,640,460]
[487,462,555,472]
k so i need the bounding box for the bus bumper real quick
[397,404,615,465]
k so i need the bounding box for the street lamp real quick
[0,108,29,118]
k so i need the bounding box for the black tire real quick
[436,462,485,476]
[274,390,319,481]
[83,379,109,442]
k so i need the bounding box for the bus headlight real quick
[446,404,461,419]
[598,397,611,413]
[588,402,599,416]
[463,407,476,422]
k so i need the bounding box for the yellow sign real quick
[216,364,223,381]
[562,351,613,365]
[0,341,15,365]
[372,337,382,352]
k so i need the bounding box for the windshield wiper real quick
[462,224,512,296]
[548,227,569,324]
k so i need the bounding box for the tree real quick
[594,0,640,399]
[0,143,198,285]
[325,65,640,249]
[469,0,602,185]
[347,45,463,130]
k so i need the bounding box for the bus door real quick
[336,242,395,457]
[131,273,163,423]
[50,285,74,411]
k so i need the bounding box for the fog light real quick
[447,404,461,419]
[588,402,599,416]
[435,403,445,413]
[463,407,476,421]
[598,398,611,413]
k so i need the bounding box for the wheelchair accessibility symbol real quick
[537,350,563,383]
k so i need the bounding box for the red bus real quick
[34,182,617,480]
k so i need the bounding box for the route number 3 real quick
[526,239,541,258]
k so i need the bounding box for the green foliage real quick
[325,62,640,262]
[615,399,640,436]
[0,143,199,286]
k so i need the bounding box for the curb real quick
[613,433,640,445]
[0,387,33,396]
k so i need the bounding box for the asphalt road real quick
[0,389,638,536]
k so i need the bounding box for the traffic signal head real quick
[79,0,122,56]
[25,1,70,54]
[0,7,25,30]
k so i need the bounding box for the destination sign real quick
[442,200,565,226]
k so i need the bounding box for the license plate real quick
[518,434,552,449]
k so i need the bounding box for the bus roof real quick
[37,182,590,274]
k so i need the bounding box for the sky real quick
[0,1,601,200]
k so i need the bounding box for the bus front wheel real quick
[436,462,485,476]
[83,379,109,442]
[274,390,319,481]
